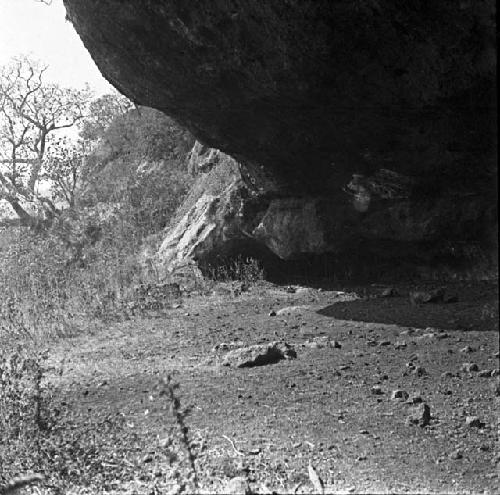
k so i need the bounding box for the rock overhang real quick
[62,0,496,191]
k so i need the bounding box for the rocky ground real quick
[7,280,500,494]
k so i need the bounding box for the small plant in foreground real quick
[158,375,201,494]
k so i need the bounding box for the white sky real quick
[0,0,114,95]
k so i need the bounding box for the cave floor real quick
[32,281,500,493]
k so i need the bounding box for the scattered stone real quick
[380,287,398,297]
[378,340,391,346]
[435,332,449,339]
[449,450,463,460]
[400,328,416,336]
[409,287,445,305]
[465,416,484,428]
[391,390,409,400]
[413,366,427,377]
[276,305,311,316]
[302,337,341,349]
[394,341,407,349]
[491,380,500,396]
[158,437,171,449]
[366,340,378,347]
[303,341,320,349]
[441,371,454,379]
[460,346,475,353]
[461,363,479,373]
[407,403,431,427]
[142,454,153,463]
[212,342,240,352]
[222,341,296,368]
[479,369,493,377]
[371,385,383,395]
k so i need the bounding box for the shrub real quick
[206,256,266,285]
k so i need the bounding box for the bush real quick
[206,256,266,285]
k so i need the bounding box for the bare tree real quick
[0,55,90,225]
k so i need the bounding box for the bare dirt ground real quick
[39,281,499,493]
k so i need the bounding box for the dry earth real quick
[15,281,500,493]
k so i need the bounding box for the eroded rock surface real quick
[63,1,497,273]
[155,142,494,277]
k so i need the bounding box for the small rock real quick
[449,450,463,460]
[391,390,409,400]
[436,332,449,339]
[478,369,492,377]
[409,288,445,305]
[157,436,170,448]
[394,341,407,349]
[444,294,459,303]
[222,341,296,367]
[465,416,484,428]
[371,385,383,395]
[490,369,499,377]
[359,429,369,435]
[380,287,398,297]
[268,310,277,317]
[461,363,479,372]
[460,345,475,353]
[407,403,431,427]
[378,340,391,346]
[408,395,423,404]
[142,454,153,463]
[330,340,342,348]
[304,341,320,349]
[490,380,500,396]
[441,371,454,379]
[225,476,251,495]
[414,366,427,377]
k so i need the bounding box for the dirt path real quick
[44,281,499,493]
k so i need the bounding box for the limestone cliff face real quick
[63,1,497,273]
